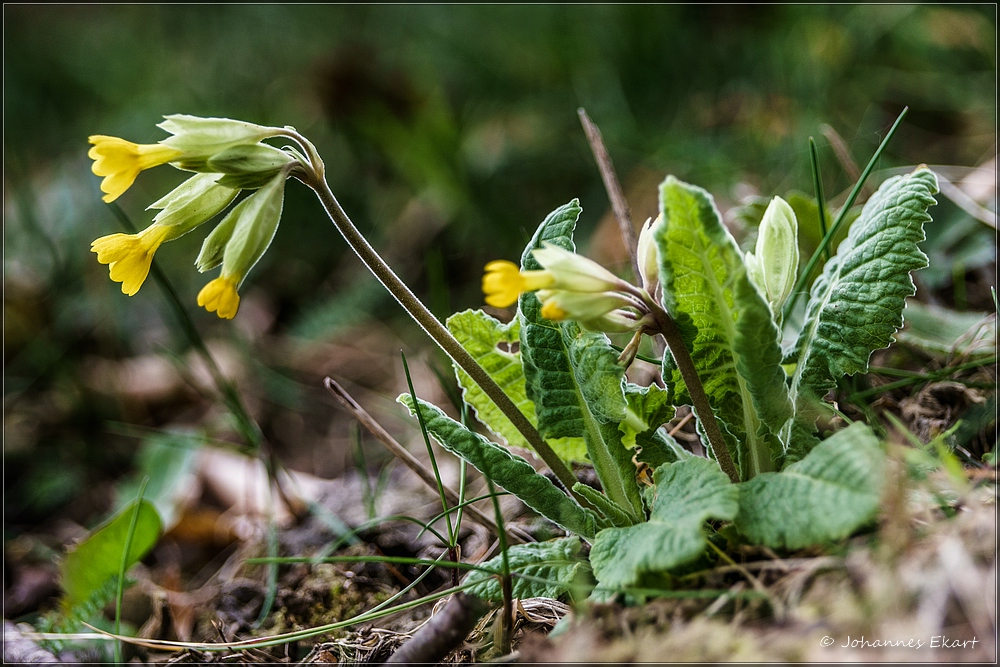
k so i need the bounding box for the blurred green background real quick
[4,6,996,532]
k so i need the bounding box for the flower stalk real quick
[280,129,590,505]
[639,290,741,484]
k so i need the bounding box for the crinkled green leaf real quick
[635,428,692,470]
[656,177,792,478]
[398,395,598,539]
[590,458,737,589]
[572,483,633,528]
[60,499,162,609]
[518,200,640,519]
[621,383,675,449]
[787,169,938,445]
[446,310,587,462]
[597,419,646,522]
[590,522,707,591]
[464,537,590,602]
[735,422,885,549]
[646,456,740,524]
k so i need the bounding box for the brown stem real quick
[305,171,591,508]
[646,301,741,484]
[385,592,491,664]
[578,108,640,284]
[578,111,666,362]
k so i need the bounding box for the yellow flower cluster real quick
[88,116,293,319]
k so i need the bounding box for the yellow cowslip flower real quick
[91,224,173,295]
[88,136,184,203]
[91,173,239,296]
[197,276,240,320]
[482,243,629,308]
[482,260,554,308]
[536,289,643,332]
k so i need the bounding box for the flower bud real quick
[195,195,246,273]
[207,144,297,189]
[219,172,287,286]
[746,196,799,315]
[636,214,663,292]
[157,115,279,156]
[197,173,286,319]
[532,243,625,293]
[148,173,238,234]
[536,289,634,323]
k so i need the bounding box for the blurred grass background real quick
[4,5,996,534]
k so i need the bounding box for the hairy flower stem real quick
[289,134,587,505]
[639,292,741,484]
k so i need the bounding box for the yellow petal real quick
[91,225,170,296]
[482,260,523,308]
[482,260,553,308]
[87,135,182,202]
[197,276,241,319]
[540,301,568,321]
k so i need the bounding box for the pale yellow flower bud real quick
[206,144,297,189]
[531,243,625,293]
[148,173,239,233]
[536,289,633,323]
[197,173,287,319]
[157,115,279,157]
[746,196,799,315]
[636,214,663,292]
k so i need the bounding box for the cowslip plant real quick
[88,114,939,601]
[405,161,937,593]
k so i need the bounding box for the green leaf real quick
[446,309,587,462]
[464,537,590,602]
[397,395,598,539]
[590,458,738,589]
[656,176,793,478]
[895,298,995,359]
[518,200,641,520]
[734,422,885,549]
[647,457,740,524]
[635,428,692,470]
[621,383,675,449]
[115,433,199,531]
[787,169,939,440]
[572,483,634,528]
[623,383,689,472]
[60,500,162,609]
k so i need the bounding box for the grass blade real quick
[808,136,829,261]
[783,107,909,322]
[114,476,149,664]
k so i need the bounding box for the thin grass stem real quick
[114,477,149,665]
[808,137,829,261]
[401,352,456,548]
[782,108,909,322]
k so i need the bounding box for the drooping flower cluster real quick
[88,115,299,319]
